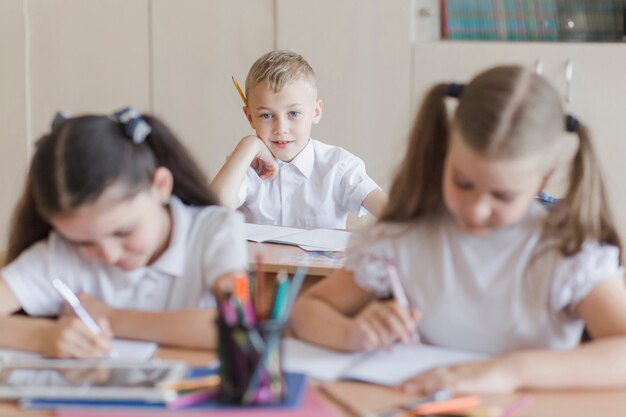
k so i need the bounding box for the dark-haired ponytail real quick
[7,176,52,263]
[143,116,219,207]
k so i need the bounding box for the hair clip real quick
[446,82,465,99]
[51,111,71,129]
[565,114,580,133]
[537,191,559,207]
[112,107,152,144]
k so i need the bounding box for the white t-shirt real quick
[345,202,623,355]
[237,138,380,229]
[2,197,248,316]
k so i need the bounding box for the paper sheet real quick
[245,224,351,251]
[0,339,157,361]
[283,339,487,386]
[244,224,304,242]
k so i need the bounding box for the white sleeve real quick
[337,154,379,217]
[551,241,623,317]
[236,169,252,209]
[200,209,248,288]
[344,229,395,297]
[1,234,84,316]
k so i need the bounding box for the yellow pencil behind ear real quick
[231,76,247,107]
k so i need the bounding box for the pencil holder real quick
[216,316,286,405]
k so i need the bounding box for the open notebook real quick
[282,339,488,386]
[244,223,351,252]
[0,339,157,361]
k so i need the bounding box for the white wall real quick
[0,0,28,250]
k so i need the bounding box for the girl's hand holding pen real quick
[348,300,420,352]
[45,315,112,359]
[399,357,522,396]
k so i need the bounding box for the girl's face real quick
[50,168,173,270]
[244,79,322,162]
[442,134,549,235]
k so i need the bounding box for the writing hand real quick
[348,300,420,352]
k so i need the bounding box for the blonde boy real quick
[212,50,387,228]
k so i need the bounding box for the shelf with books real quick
[413,0,625,43]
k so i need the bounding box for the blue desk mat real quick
[22,367,307,411]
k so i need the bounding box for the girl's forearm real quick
[109,308,218,349]
[509,336,626,389]
[0,315,52,354]
[290,296,354,352]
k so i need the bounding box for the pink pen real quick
[496,395,533,417]
[220,295,238,326]
[385,259,420,343]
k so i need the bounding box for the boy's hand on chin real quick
[251,140,278,180]
[251,156,278,180]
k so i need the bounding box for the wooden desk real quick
[2,346,626,416]
[315,382,626,416]
[248,241,343,279]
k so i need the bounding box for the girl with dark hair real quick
[0,108,247,358]
[292,66,626,393]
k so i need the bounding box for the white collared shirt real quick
[2,197,247,316]
[237,138,379,228]
[346,202,623,355]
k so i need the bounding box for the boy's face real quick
[244,79,322,162]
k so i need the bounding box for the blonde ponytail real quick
[546,124,622,259]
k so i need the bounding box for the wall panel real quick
[0,0,27,250]
[276,0,412,189]
[28,0,151,140]
[151,0,275,179]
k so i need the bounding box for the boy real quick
[212,50,387,229]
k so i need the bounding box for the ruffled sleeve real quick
[551,241,623,316]
[344,227,396,297]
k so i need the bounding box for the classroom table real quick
[247,241,345,299]
[2,345,626,416]
[248,241,343,278]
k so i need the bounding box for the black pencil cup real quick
[216,317,286,405]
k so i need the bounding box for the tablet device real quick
[0,359,188,402]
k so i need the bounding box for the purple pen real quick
[220,296,238,326]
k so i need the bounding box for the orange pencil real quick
[165,375,220,392]
[254,253,267,320]
[413,395,481,415]
[232,76,247,107]
[233,274,255,325]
